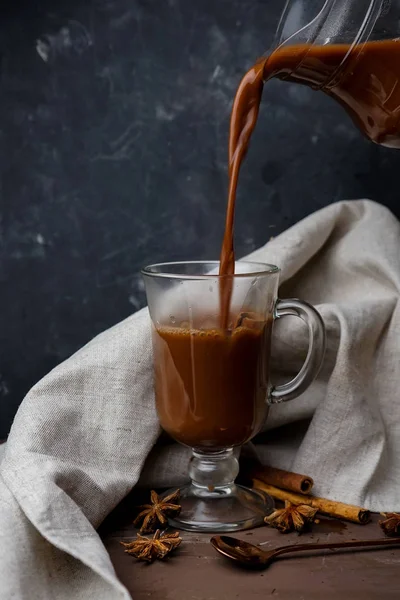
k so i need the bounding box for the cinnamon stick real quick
[250,465,314,495]
[253,480,370,525]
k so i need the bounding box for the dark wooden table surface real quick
[100,492,400,599]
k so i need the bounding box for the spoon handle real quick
[273,536,400,559]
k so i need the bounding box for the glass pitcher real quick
[269,0,400,147]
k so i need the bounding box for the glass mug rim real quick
[141,260,281,280]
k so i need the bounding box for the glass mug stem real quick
[167,447,273,532]
[189,449,239,494]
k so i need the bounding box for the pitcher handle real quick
[269,299,326,405]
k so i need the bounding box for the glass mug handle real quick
[269,299,326,404]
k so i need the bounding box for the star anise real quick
[121,529,182,563]
[379,513,400,537]
[264,501,318,534]
[133,489,181,533]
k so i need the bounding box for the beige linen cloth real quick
[1,199,400,599]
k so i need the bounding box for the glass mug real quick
[142,261,325,532]
[270,0,400,147]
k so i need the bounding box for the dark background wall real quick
[1,0,399,438]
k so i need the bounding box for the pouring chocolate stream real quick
[220,39,400,328]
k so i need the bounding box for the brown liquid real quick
[156,39,400,448]
[219,58,266,329]
[219,39,400,321]
[153,319,271,449]
[269,40,400,147]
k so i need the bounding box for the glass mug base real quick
[164,483,274,533]
[161,448,274,533]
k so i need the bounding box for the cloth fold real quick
[1,199,400,599]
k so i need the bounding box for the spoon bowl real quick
[210,535,400,569]
[210,536,271,568]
